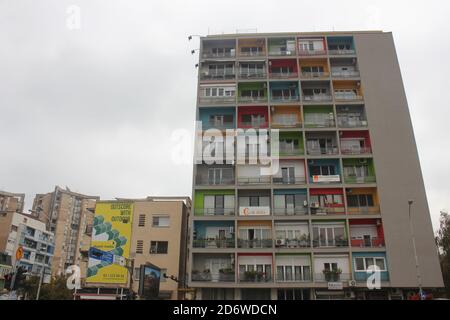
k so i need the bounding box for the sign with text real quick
[239,206,270,216]
[312,175,341,183]
[327,282,344,290]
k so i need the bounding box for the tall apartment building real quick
[189,31,443,300]
[32,186,99,276]
[0,191,25,214]
[0,212,54,279]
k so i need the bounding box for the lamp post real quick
[408,200,423,299]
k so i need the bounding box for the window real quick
[136,240,144,254]
[150,241,168,254]
[272,66,293,75]
[240,63,265,75]
[138,214,146,227]
[278,289,310,300]
[313,225,346,247]
[346,194,374,208]
[241,47,263,55]
[239,196,270,207]
[310,165,336,176]
[344,165,369,177]
[301,66,324,74]
[310,194,343,206]
[277,265,311,281]
[152,215,170,227]
[204,195,234,215]
[354,257,386,271]
[323,262,338,272]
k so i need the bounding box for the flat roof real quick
[203,30,385,40]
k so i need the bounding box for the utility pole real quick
[36,266,45,300]
[408,200,424,299]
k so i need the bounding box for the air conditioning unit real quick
[348,280,357,287]
[358,159,367,164]
[345,291,356,298]
[310,202,319,208]
[308,160,315,165]
[276,239,286,246]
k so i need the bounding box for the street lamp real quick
[408,199,424,299]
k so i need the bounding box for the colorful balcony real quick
[312,221,348,247]
[333,80,363,102]
[303,105,335,128]
[238,220,272,249]
[273,160,307,185]
[275,222,310,248]
[275,132,304,157]
[194,190,235,216]
[195,164,235,186]
[199,84,236,105]
[299,58,329,79]
[202,39,236,59]
[238,38,266,57]
[193,221,235,249]
[237,106,269,128]
[270,105,302,128]
[238,61,267,80]
[308,159,341,184]
[269,81,300,102]
[306,132,339,155]
[301,81,332,103]
[200,61,236,81]
[191,253,235,282]
[330,57,360,78]
[336,105,367,128]
[238,82,268,103]
[327,36,356,55]
[314,254,351,282]
[275,254,312,282]
[199,107,235,130]
[309,188,345,215]
[346,187,380,215]
[343,158,376,184]
[273,189,308,215]
[353,252,389,282]
[349,219,385,248]
[238,190,271,217]
[298,37,327,56]
[237,164,272,185]
[340,130,372,155]
[269,59,298,79]
[268,37,296,56]
[238,254,273,282]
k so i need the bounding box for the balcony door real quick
[307,138,334,153]
[281,167,295,184]
[313,225,345,247]
[208,168,233,185]
[341,138,365,153]
[204,195,234,215]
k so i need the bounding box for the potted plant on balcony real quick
[322,268,342,282]
[219,268,234,281]
[202,269,211,281]
[299,234,310,247]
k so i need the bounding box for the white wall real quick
[273,160,305,179]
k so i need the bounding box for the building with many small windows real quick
[189,31,443,300]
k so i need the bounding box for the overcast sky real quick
[0,0,449,231]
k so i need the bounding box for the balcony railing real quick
[340,146,372,155]
[272,176,306,185]
[331,70,360,78]
[347,205,381,215]
[271,95,300,102]
[268,49,296,56]
[202,122,235,130]
[304,119,336,128]
[239,121,268,128]
[298,49,327,56]
[238,176,271,185]
[191,271,235,282]
[277,148,304,156]
[269,72,299,79]
[271,120,302,128]
[238,96,268,103]
[199,96,236,105]
[237,239,273,249]
[334,92,363,101]
[193,239,235,248]
[238,72,267,80]
[350,237,385,248]
[310,206,345,215]
[239,51,266,57]
[202,51,236,59]
[194,208,235,216]
[328,49,356,55]
[314,272,351,282]
[273,207,308,216]
[196,177,235,186]
[307,146,339,155]
[200,73,236,81]
[239,271,272,283]
[275,238,310,248]
[302,94,333,102]
[312,238,349,248]
[344,175,376,184]
[301,71,330,79]
[276,273,312,282]
[337,117,368,128]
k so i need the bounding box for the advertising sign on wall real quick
[239,206,270,216]
[138,263,161,300]
[86,202,133,285]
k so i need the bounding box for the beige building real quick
[0,191,25,215]
[32,186,98,276]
